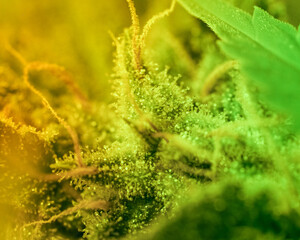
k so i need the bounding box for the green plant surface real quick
[138,178,300,240]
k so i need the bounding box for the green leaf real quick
[177,0,300,130]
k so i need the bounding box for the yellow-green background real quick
[0,0,299,236]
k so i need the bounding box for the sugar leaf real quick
[178,0,300,130]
